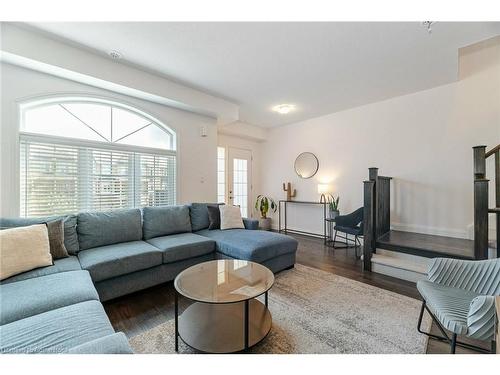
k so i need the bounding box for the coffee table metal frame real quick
[174,268,273,353]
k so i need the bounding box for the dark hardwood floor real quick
[104,232,486,354]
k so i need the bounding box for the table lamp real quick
[318,184,330,203]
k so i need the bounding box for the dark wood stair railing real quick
[362,167,393,271]
[362,144,499,271]
[473,144,500,259]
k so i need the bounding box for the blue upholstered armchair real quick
[331,207,363,256]
[417,257,500,353]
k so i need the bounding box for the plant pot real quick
[258,217,272,230]
[329,210,339,219]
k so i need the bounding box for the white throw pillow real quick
[220,205,245,230]
[0,224,53,280]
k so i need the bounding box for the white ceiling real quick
[26,22,500,127]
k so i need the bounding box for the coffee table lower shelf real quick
[178,298,272,353]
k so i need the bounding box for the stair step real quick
[371,253,428,275]
[376,230,474,259]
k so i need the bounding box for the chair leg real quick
[450,333,457,354]
[417,301,426,334]
[333,230,337,244]
[417,300,492,354]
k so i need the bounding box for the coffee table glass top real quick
[174,260,274,303]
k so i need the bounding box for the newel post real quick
[363,180,376,271]
[474,179,489,260]
[472,146,486,179]
[472,146,489,260]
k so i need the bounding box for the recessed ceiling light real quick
[109,50,123,60]
[272,104,295,114]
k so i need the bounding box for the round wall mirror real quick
[294,152,319,179]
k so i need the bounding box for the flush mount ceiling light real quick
[272,104,295,114]
[108,50,123,60]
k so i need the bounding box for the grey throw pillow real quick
[46,219,69,259]
[207,204,222,230]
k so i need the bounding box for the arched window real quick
[19,97,177,217]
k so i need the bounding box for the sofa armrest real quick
[243,218,259,230]
[67,332,133,354]
[467,295,496,341]
[427,258,500,295]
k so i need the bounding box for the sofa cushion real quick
[142,205,191,240]
[0,301,115,354]
[77,209,143,250]
[0,256,81,285]
[189,203,213,231]
[78,241,163,282]
[146,233,215,263]
[196,229,298,263]
[417,279,479,335]
[0,270,99,325]
[46,219,69,259]
[67,332,133,354]
[0,224,53,281]
[0,215,79,254]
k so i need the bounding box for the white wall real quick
[261,39,500,238]
[0,63,218,216]
[217,134,263,218]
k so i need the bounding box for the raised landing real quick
[376,230,475,260]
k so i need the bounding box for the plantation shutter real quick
[20,141,80,217]
[20,138,176,217]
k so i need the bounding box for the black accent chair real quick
[332,207,363,257]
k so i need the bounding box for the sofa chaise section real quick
[0,301,132,354]
[189,202,297,272]
[0,270,99,325]
[197,228,297,272]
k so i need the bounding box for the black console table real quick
[278,200,327,243]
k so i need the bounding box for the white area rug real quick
[130,264,430,353]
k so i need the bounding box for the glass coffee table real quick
[174,259,274,353]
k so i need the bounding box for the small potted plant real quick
[255,195,277,230]
[327,194,340,219]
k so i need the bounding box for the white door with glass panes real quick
[227,148,252,218]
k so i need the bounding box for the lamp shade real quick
[317,184,330,194]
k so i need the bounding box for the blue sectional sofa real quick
[0,203,298,353]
